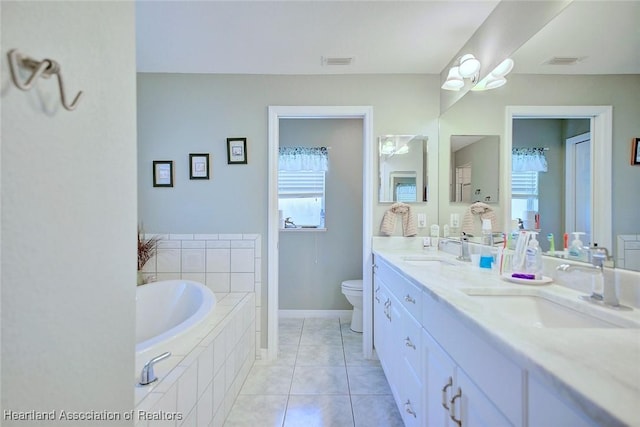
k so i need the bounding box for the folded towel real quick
[462,202,497,235]
[380,202,417,237]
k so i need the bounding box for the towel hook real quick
[7,49,83,111]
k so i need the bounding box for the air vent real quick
[544,56,585,66]
[322,56,354,66]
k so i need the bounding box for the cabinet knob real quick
[404,399,417,418]
[404,294,416,304]
[449,387,463,427]
[404,337,416,350]
[441,376,453,410]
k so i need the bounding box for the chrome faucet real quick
[457,233,471,262]
[557,247,618,307]
[139,351,171,385]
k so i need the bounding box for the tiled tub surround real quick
[135,292,256,427]
[372,237,640,426]
[140,233,263,358]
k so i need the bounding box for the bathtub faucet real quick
[139,351,171,385]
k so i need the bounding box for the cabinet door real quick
[455,368,511,427]
[528,374,599,427]
[424,329,456,427]
[373,276,387,360]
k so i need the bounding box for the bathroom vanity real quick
[372,242,640,427]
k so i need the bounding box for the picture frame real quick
[189,153,210,179]
[632,138,640,166]
[227,137,247,164]
[153,160,173,187]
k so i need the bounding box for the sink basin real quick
[462,289,637,329]
[402,256,457,267]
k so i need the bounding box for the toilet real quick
[341,279,363,333]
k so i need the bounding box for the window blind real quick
[278,171,325,198]
[512,171,538,197]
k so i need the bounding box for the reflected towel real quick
[462,202,497,235]
[380,202,417,237]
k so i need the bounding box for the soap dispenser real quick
[525,232,543,279]
[568,232,586,260]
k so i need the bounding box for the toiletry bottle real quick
[443,224,450,238]
[568,232,586,260]
[479,219,493,269]
[525,232,543,279]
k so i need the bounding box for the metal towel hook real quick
[7,49,83,111]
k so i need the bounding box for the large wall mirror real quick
[450,135,499,204]
[437,1,639,271]
[378,135,428,203]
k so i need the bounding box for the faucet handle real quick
[139,351,171,385]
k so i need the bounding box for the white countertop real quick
[372,239,640,427]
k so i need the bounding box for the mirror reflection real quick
[450,135,500,204]
[511,119,591,254]
[378,135,428,203]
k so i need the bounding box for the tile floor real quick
[223,317,404,427]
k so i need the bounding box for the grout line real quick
[340,317,357,426]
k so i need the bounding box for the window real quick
[278,146,328,229]
[511,170,539,220]
[278,170,326,228]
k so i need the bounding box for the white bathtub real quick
[135,280,216,363]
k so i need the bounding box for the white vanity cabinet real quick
[373,255,520,427]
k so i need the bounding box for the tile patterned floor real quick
[223,317,404,427]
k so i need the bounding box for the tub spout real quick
[139,351,171,385]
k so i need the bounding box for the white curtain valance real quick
[279,147,328,171]
[512,147,548,172]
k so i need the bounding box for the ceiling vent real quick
[322,56,354,66]
[544,56,585,66]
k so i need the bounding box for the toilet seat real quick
[341,279,363,291]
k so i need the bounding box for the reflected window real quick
[511,170,539,221]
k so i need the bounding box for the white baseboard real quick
[279,309,353,321]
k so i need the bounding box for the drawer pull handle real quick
[404,294,416,304]
[404,337,416,350]
[404,400,417,418]
[441,377,453,410]
[449,387,462,427]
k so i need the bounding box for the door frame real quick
[504,106,612,250]
[565,132,591,239]
[267,106,374,361]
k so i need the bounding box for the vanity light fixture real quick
[458,54,481,78]
[471,58,514,92]
[441,54,481,91]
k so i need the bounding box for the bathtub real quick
[136,280,216,363]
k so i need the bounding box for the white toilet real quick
[341,279,363,333]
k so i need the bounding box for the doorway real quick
[267,106,374,361]
[504,106,612,251]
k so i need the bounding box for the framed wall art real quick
[632,138,640,166]
[189,153,210,179]
[153,160,173,187]
[227,137,247,164]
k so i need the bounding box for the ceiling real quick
[136,1,640,76]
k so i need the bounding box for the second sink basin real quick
[402,255,457,267]
[462,289,637,329]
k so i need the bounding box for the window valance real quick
[512,147,548,172]
[279,147,328,171]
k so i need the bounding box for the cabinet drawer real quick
[422,289,523,426]
[400,360,424,427]
[402,311,423,379]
